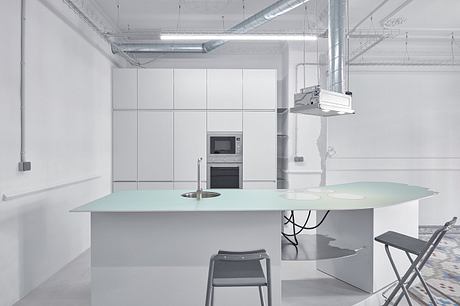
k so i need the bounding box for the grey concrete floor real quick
[14,249,91,306]
[14,246,420,306]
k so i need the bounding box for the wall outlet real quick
[294,156,304,162]
[18,161,31,172]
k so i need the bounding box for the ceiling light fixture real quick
[161,33,317,41]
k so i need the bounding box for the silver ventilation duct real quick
[290,0,354,117]
[328,0,346,93]
[203,0,312,52]
[112,0,311,54]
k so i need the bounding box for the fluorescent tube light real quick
[161,33,317,41]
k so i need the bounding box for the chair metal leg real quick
[205,259,215,306]
[393,243,438,306]
[205,284,211,306]
[405,253,438,306]
[210,287,214,306]
[258,286,265,306]
[383,245,414,306]
[266,258,272,306]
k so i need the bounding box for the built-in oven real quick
[207,163,242,189]
[207,132,243,189]
[207,132,242,163]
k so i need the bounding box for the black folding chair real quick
[205,249,272,306]
[375,217,457,306]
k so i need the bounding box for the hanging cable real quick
[451,32,455,65]
[116,0,120,29]
[176,1,182,31]
[303,3,307,88]
[315,0,320,83]
[282,211,299,249]
[242,0,246,19]
[221,15,225,31]
[284,210,294,224]
[283,210,330,235]
[346,0,350,92]
[404,32,410,62]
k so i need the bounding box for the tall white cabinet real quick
[174,111,207,181]
[112,68,277,191]
[243,112,277,188]
[113,111,137,181]
[138,111,173,181]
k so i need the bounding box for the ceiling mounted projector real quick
[290,85,355,117]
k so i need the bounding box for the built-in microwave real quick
[207,132,243,163]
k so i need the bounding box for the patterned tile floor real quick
[409,227,460,306]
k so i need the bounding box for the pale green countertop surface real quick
[71,182,436,213]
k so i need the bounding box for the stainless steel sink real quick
[181,191,221,199]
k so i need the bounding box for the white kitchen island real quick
[72,182,435,306]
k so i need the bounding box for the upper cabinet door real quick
[174,69,206,109]
[207,69,243,110]
[243,112,276,181]
[113,69,137,109]
[138,111,174,181]
[243,69,277,110]
[138,69,173,109]
[207,111,242,132]
[174,111,207,181]
[113,111,138,180]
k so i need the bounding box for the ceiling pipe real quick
[112,0,312,54]
[203,0,312,52]
[111,43,207,54]
[328,0,346,93]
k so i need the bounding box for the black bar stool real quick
[375,217,457,306]
[205,249,272,306]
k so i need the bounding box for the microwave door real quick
[210,136,236,155]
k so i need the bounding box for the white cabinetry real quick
[207,69,242,109]
[174,69,206,109]
[138,69,173,109]
[113,69,137,109]
[243,112,276,181]
[113,182,138,192]
[207,111,242,131]
[174,111,207,181]
[112,69,277,189]
[138,111,173,181]
[243,181,276,189]
[113,111,137,181]
[243,69,276,110]
[138,182,174,190]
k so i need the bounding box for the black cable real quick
[284,210,294,224]
[287,210,311,236]
[283,210,331,236]
[282,210,299,249]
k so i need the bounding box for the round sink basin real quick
[181,191,221,199]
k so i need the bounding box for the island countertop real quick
[71,182,436,213]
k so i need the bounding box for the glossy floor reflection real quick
[282,233,359,261]
[14,247,424,306]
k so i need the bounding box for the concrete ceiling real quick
[89,0,460,61]
[94,0,460,32]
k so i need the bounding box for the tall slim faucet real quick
[197,157,203,200]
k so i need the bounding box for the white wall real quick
[281,43,460,226]
[282,43,327,189]
[327,67,460,225]
[0,1,114,305]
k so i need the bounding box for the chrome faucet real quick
[196,157,203,200]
